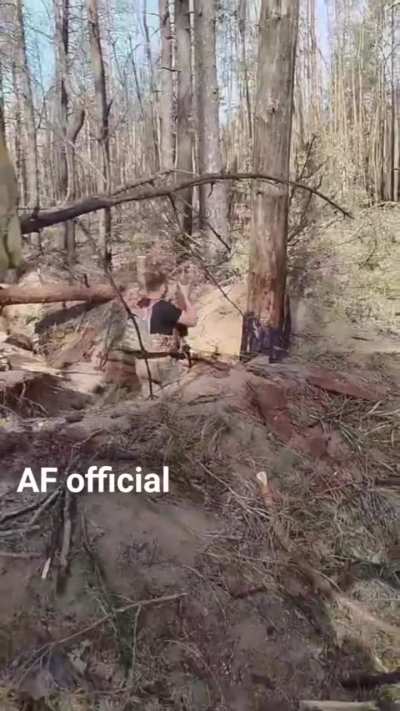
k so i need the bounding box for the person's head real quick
[143,268,168,298]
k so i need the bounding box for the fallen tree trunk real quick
[0,283,114,306]
[299,703,379,711]
[19,172,352,234]
[341,669,400,690]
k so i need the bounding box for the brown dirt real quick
[0,236,399,710]
[0,354,398,710]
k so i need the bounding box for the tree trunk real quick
[194,0,229,256]
[0,66,5,138]
[54,0,74,258]
[0,284,115,306]
[87,0,112,267]
[143,0,160,172]
[390,4,398,202]
[15,0,40,213]
[54,0,69,203]
[238,0,252,142]
[11,61,27,208]
[65,107,85,261]
[240,0,299,362]
[159,0,174,170]
[0,123,23,272]
[175,0,193,233]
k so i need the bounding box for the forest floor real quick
[0,207,399,711]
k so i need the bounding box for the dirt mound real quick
[0,356,398,710]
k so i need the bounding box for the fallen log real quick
[299,702,379,711]
[0,283,114,306]
[341,669,400,690]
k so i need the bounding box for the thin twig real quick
[59,489,72,579]
[14,592,187,688]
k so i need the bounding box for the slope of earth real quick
[0,353,398,711]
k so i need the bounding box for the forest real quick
[0,0,399,710]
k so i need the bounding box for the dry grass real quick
[298,207,400,333]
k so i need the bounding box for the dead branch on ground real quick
[14,592,187,689]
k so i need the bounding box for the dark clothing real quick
[137,298,188,337]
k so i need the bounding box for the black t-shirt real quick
[138,298,188,336]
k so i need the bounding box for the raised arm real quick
[176,282,198,327]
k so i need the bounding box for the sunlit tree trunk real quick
[175,0,193,233]
[87,0,112,267]
[159,0,174,170]
[241,0,299,362]
[194,0,229,257]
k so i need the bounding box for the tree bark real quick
[159,0,174,170]
[0,66,5,138]
[194,0,228,256]
[175,0,193,233]
[87,0,112,266]
[0,284,115,306]
[11,60,27,208]
[15,0,40,214]
[0,124,23,271]
[54,0,77,261]
[238,0,252,141]
[54,0,69,203]
[240,0,299,363]
[143,0,160,172]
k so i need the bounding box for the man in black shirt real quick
[124,267,198,392]
[136,268,198,337]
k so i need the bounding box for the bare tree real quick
[0,113,23,272]
[175,0,193,233]
[15,0,40,218]
[159,0,174,170]
[87,0,112,266]
[194,0,229,255]
[238,0,252,141]
[241,0,299,362]
[11,60,27,207]
[143,0,160,172]
[54,0,85,261]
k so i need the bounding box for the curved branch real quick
[20,172,353,234]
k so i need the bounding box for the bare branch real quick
[20,172,353,234]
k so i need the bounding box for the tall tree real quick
[194,0,228,256]
[143,0,160,172]
[54,0,85,261]
[11,60,27,207]
[159,0,174,170]
[0,110,23,273]
[241,0,299,362]
[15,0,40,216]
[175,0,193,233]
[238,0,252,142]
[87,0,112,266]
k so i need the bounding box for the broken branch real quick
[20,171,353,234]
